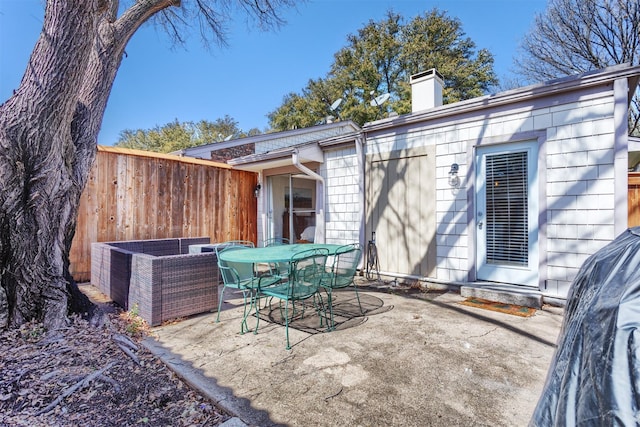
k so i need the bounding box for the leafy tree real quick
[194,116,243,146]
[515,0,640,134]
[267,79,342,129]
[0,0,295,330]
[268,9,498,129]
[115,116,251,153]
[116,119,196,152]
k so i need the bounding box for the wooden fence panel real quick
[630,173,640,228]
[69,146,257,282]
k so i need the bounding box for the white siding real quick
[544,98,616,296]
[434,127,468,282]
[322,147,361,244]
[365,89,619,298]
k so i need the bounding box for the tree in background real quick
[195,116,262,145]
[0,0,295,330]
[114,116,258,153]
[268,9,498,130]
[515,0,640,134]
[116,119,196,153]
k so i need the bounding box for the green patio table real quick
[217,243,342,264]
[218,243,342,339]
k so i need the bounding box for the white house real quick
[183,64,640,305]
[364,64,640,303]
[180,121,363,247]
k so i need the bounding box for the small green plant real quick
[19,322,46,342]
[129,303,139,317]
[121,303,149,337]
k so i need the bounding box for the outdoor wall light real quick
[448,163,460,188]
[254,184,261,198]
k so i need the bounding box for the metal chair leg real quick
[326,289,336,331]
[313,292,327,329]
[284,300,291,350]
[240,289,251,335]
[353,285,364,314]
[216,285,226,323]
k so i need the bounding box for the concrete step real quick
[460,284,543,309]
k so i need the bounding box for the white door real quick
[476,142,539,287]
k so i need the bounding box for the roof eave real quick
[228,142,324,172]
[363,64,640,133]
[183,120,361,156]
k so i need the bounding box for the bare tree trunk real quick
[0,0,166,329]
[0,0,100,329]
[0,0,291,330]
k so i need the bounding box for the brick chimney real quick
[410,69,444,113]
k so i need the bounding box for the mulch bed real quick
[0,308,231,426]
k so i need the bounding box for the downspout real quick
[292,149,325,243]
[257,172,265,247]
[355,134,366,265]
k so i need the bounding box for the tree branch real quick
[114,0,180,45]
[37,362,116,415]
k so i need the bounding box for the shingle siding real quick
[544,97,616,296]
[322,147,361,244]
[365,87,619,297]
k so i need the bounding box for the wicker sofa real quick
[91,237,218,326]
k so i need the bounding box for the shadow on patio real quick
[142,284,563,426]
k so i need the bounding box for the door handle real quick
[478,220,483,229]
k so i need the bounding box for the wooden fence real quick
[69,146,258,282]
[631,172,640,228]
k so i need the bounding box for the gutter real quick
[292,149,326,244]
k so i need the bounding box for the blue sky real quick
[0,0,547,145]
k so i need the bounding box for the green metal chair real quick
[263,237,290,279]
[213,240,255,283]
[322,243,363,330]
[213,239,257,278]
[263,237,289,247]
[213,240,255,284]
[223,240,255,248]
[216,245,277,334]
[257,248,329,350]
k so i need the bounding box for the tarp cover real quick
[531,227,640,426]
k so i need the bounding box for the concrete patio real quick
[141,281,563,426]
